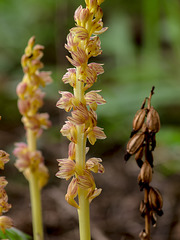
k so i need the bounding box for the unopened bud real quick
[95,6,103,21]
[133,109,146,132]
[146,107,160,133]
[148,187,163,215]
[127,133,145,155]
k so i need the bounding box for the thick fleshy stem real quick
[27,129,43,240]
[75,67,91,240]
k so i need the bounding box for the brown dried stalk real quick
[124,87,163,240]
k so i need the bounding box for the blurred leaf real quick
[0,227,31,240]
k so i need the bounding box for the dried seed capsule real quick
[138,161,152,190]
[135,146,144,168]
[127,133,145,155]
[146,107,160,133]
[135,146,144,160]
[148,187,163,215]
[133,109,146,131]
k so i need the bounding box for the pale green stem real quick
[27,128,44,240]
[74,66,91,240]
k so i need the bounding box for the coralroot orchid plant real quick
[56,0,107,239]
[13,36,52,240]
[124,87,163,240]
[0,116,13,233]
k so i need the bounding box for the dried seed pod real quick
[135,146,144,168]
[148,187,163,215]
[127,133,145,155]
[135,146,144,160]
[146,107,160,133]
[141,123,148,133]
[138,161,152,190]
[133,109,146,131]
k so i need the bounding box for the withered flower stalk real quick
[124,87,163,240]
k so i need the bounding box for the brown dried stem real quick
[124,87,163,240]
[144,188,150,239]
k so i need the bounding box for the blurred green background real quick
[0,0,180,173]
[0,0,180,239]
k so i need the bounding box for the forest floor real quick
[4,139,180,240]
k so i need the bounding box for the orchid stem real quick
[75,67,91,240]
[27,129,44,240]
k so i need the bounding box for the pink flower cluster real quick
[16,36,52,137]
[14,36,52,187]
[56,0,107,208]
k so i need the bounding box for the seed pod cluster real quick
[124,87,163,240]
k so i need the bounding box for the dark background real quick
[0,0,180,239]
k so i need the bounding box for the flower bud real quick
[146,107,160,133]
[133,109,146,131]
[148,187,163,216]
[127,133,145,155]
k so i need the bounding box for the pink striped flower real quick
[56,91,74,112]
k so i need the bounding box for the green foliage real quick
[0,228,32,240]
[0,0,180,174]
